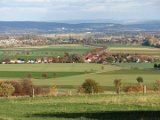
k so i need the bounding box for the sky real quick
[0,0,160,22]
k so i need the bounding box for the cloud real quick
[0,0,159,21]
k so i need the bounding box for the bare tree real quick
[114,79,122,94]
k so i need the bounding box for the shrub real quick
[34,86,43,96]
[0,80,45,97]
[48,85,57,96]
[137,77,144,84]
[124,84,143,93]
[21,78,33,96]
[0,83,15,97]
[26,73,32,79]
[114,79,122,94]
[78,79,103,94]
[4,80,22,96]
[42,73,48,79]
[154,63,158,69]
[154,80,160,91]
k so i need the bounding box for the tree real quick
[154,63,158,69]
[42,73,48,79]
[4,80,22,96]
[158,64,160,69]
[114,79,122,94]
[21,78,33,96]
[78,79,103,94]
[106,56,115,63]
[0,83,15,97]
[136,77,143,84]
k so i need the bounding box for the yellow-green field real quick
[0,94,160,120]
[108,47,160,56]
[0,63,159,91]
[0,45,94,60]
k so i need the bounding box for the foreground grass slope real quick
[0,94,160,120]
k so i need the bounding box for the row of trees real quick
[0,78,57,97]
[1,76,160,97]
[77,77,144,95]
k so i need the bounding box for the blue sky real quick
[0,0,159,21]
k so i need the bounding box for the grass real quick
[0,71,84,79]
[0,63,107,72]
[108,48,160,56]
[113,63,157,69]
[0,45,94,60]
[105,69,160,74]
[0,45,160,119]
[0,63,159,90]
[108,44,154,48]
[0,94,160,120]
[93,44,155,48]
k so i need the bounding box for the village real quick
[1,47,159,64]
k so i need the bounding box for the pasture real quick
[0,44,160,120]
[0,63,159,91]
[108,47,160,56]
[0,45,94,60]
[0,94,160,120]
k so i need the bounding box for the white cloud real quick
[0,0,159,21]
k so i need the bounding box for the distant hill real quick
[128,21,160,30]
[0,21,160,34]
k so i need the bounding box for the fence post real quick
[143,85,146,94]
[32,88,35,98]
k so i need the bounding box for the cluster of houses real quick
[1,55,84,64]
[1,57,61,64]
[1,47,160,64]
[84,49,160,63]
[0,36,49,48]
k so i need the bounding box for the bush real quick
[42,73,48,79]
[34,86,43,96]
[4,80,22,96]
[114,79,122,94]
[26,73,32,79]
[0,83,15,97]
[124,84,143,93]
[154,80,160,91]
[78,79,103,94]
[21,78,33,96]
[48,85,57,96]
[137,77,143,84]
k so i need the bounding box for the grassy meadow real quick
[0,63,159,91]
[0,44,160,61]
[1,94,160,120]
[108,47,160,56]
[0,44,160,120]
[0,44,159,91]
[0,45,94,60]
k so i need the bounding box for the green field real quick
[0,63,159,91]
[113,63,157,69]
[0,94,160,120]
[0,45,94,60]
[0,44,160,61]
[0,45,160,120]
[108,47,160,56]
